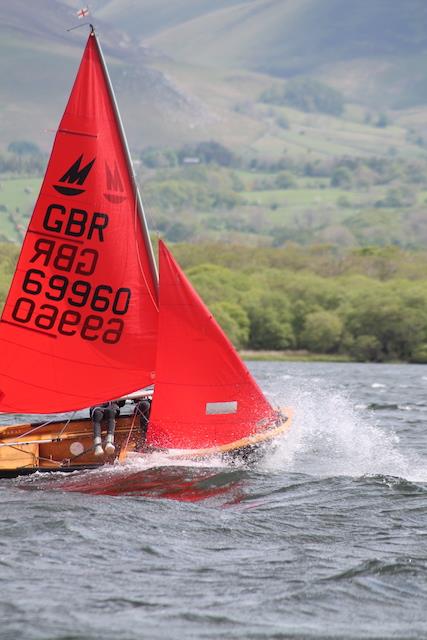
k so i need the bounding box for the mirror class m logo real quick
[54,155,96,196]
[104,161,126,204]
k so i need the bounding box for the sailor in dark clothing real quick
[90,400,124,456]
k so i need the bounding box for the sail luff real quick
[92,31,159,293]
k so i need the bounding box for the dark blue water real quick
[1,362,427,639]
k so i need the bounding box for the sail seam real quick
[27,229,84,245]
[0,320,57,339]
[58,128,98,138]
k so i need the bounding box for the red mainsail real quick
[0,33,158,413]
[146,241,277,449]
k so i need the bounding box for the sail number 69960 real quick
[11,269,132,344]
[21,269,131,314]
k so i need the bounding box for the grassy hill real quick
[2,1,427,250]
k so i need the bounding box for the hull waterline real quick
[0,408,292,478]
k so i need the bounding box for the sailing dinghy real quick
[0,29,292,477]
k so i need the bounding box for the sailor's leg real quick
[91,407,104,456]
[136,399,151,449]
[104,404,118,455]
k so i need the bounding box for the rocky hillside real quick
[2,1,427,154]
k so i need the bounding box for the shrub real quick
[300,310,343,353]
[275,171,297,189]
[262,78,344,116]
[210,301,249,348]
[410,344,427,364]
[350,335,382,362]
[7,140,41,156]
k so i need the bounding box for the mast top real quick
[66,21,95,34]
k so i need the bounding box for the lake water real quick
[1,362,427,639]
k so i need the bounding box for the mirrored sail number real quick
[11,268,131,344]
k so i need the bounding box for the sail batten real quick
[0,33,158,414]
[58,129,99,138]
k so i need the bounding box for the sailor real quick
[90,400,122,456]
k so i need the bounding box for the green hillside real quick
[2,0,427,251]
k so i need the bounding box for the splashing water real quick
[263,376,427,482]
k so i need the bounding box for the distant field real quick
[0,166,422,249]
[242,188,353,207]
[0,176,40,210]
[151,56,427,162]
[248,106,424,160]
[0,177,40,241]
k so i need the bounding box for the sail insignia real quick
[54,154,96,196]
[104,161,126,204]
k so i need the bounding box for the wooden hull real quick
[0,415,138,478]
[0,408,293,478]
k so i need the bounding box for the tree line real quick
[1,242,427,362]
[184,267,427,363]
